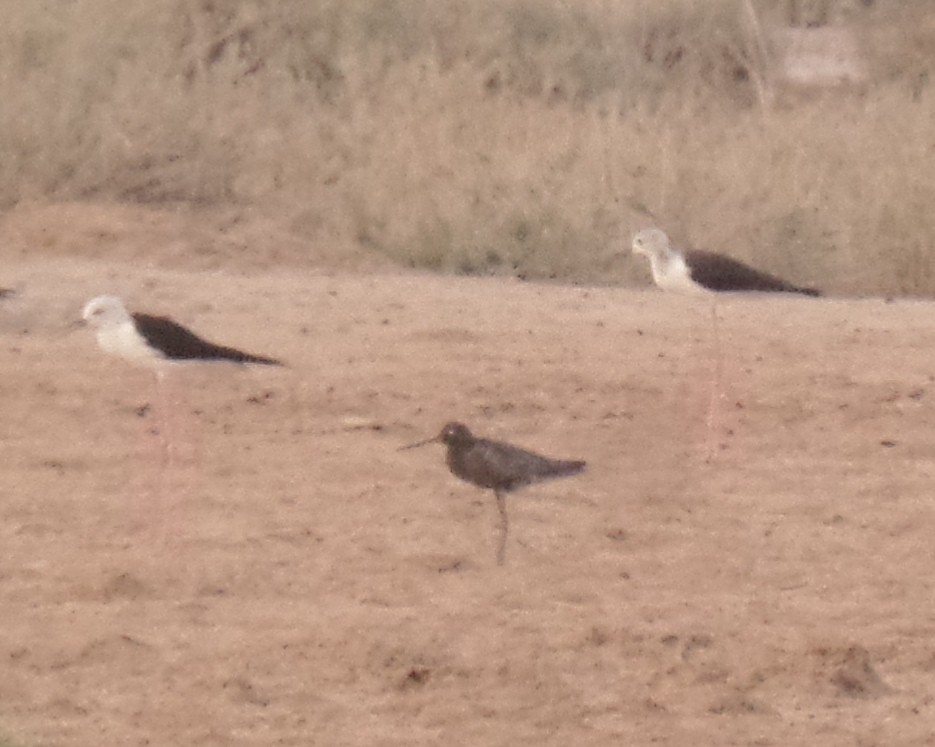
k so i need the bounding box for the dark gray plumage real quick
[401,422,586,564]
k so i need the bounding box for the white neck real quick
[97,320,164,365]
[649,251,710,295]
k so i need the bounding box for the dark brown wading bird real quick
[400,422,586,565]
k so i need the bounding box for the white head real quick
[631,228,674,262]
[80,294,164,366]
[81,295,132,330]
[630,228,705,294]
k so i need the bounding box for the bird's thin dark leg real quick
[495,489,509,565]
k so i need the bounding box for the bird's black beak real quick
[68,319,87,332]
[398,434,441,451]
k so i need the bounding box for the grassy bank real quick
[1,0,934,295]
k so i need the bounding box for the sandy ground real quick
[2,205,935,745]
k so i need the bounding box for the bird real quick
[631,228,821,296]
[400,422,586,564]
[80,295,282,368]
[631,229,818,460]
[79,295,282,464]
[0,288,14,299]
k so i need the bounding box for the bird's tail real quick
[237,352,282,365]
[547,459,586,478]
[208,344,283,365]
[795,287,822,297]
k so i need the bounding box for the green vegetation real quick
[1,0,935,294]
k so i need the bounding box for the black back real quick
[132,313,281,364]
[686,250,821,296]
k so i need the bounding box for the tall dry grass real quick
[1,0,934,295]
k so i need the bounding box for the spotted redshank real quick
[401,422,586,564]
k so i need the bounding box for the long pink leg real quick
[703,300,725,462]
[141,369,173,545]
[154,369,172,465]
[495,490,509,566]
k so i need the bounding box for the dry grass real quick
[1,0,935,295]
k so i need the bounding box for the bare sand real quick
[2,205,935,745]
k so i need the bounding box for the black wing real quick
[132,313,281,364]
[686,251,820,296]
[451,438,585,492]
